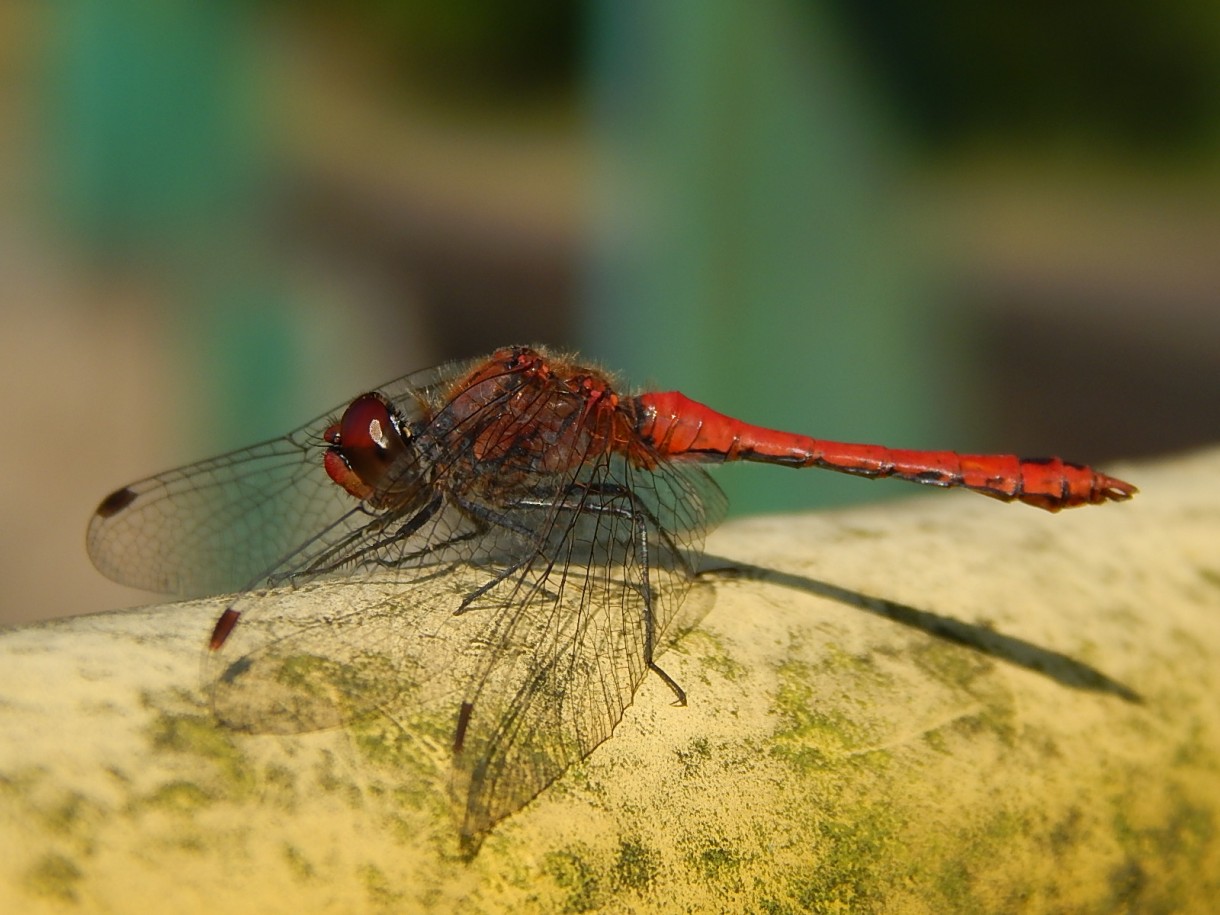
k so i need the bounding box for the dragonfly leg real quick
[575,480,701,581]
[494,483,688,706]
[287,493,478,580]
[621,495,686,707]
[445,495,565,613]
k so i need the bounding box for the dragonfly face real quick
[323,392,419,508]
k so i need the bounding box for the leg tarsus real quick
[650,661,687,707]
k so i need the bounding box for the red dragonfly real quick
[88,345,1135,852]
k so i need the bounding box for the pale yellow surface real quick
[0,448,1217,913]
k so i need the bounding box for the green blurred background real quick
[1,0,1217,623]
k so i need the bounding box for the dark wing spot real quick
[95,486,138,518]
[209,608,242,651]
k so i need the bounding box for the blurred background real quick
[1,0,1217,624]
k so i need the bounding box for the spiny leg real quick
[486,482,688,705]
[290,493,485,581]
[447,495,562,613]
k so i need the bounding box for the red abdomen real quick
[634,390,1135,512]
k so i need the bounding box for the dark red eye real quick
[323,394,408,500]
[337,394,397,453]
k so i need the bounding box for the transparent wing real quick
[450,450,727,847]
[86,362,464,598]
[208,393,727,851]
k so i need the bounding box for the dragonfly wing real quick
[87,430,349,597]
[86,362,467,599]
[205,445,725,849]
[204,565,648,839]
[435,394,727,845]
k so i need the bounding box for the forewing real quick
[86,363,463,599]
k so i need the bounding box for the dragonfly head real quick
[323,392,413,504]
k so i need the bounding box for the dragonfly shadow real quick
[701,557,1142,705]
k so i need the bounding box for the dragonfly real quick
[88,344,1136,852]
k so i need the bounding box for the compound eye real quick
[323,393,408,499]
[339,394,398,455]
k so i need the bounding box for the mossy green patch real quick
[142,779,215,812]
[262,651,416,729]
[0,765,47,797]
[910,642,1016,745]
[815,641,893,689]
[282,842,315,880]
[923,806,1061,911]
[360,862,405,910]
[1048,805,1085,854]
[542,845,604,913]
[676,735,713,777]
[313,749,363,808]
[1197,566,1220,590]
[691,838,739,882]
[680,629,748,683]
[933,856,975,910]
[769,659,884,772]
[261,762,298,808]
[910,640,996,692]
[147,709,256,794]
[950,705,1017,747]
[0,772,105,860]
[38,790,104,848]
[611,836,659,891]
[1109,780,1216,912]
[274,653,385,707]
[790,807,903,912]
[922,725,950,754]
[23,852,83,903]
[348,712,447,788]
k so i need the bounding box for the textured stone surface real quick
[1,448,1216,913]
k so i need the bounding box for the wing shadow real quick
[701,556,1142,704]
